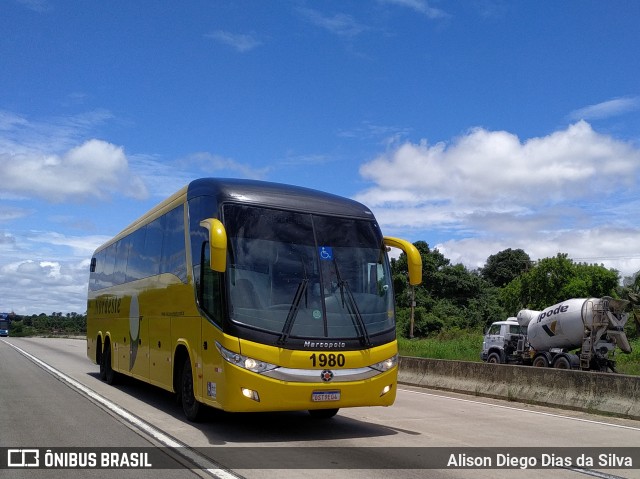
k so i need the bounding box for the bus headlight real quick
[370,354,398,372]
[216,342,278,374]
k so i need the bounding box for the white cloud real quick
[26,231,110,257]
[206,31,262,52]
[0,206,31,222]
[0,229,107,314]
[437,227,640,280]
[0,259,89,313]
[569,96,640,121]
[297,7,368,37]
[378,0,449,19]
[355,121,640,278]
[357,121,638,213]
[0,139,148,202]
[180,152,270,180]
[125,151,271,201]
[0,109,147,202]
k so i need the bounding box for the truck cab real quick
[481,318,525,364]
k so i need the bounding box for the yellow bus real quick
[87,178,421,421]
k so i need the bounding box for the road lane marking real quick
[399,387,640,432]
[401,388,636,478]
[564,468,629,479]
[2,339,244,479]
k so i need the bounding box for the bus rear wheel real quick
[308,408,339,419]
[98,342,106,381]
[181,359,203,422]
[103,343,118,385]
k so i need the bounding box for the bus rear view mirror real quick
[383,236,422,286]
[199,218,227,272]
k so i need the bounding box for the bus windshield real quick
[223,204,394,343]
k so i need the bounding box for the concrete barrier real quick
[398,356,640,420]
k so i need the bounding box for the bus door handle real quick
[204,341,208,350]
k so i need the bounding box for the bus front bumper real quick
[202,364,398,413]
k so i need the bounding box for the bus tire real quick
[98,340,106,381]
[308,408,339,419]
[104,343,118,385]
[181,359,203,422]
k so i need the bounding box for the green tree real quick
[481,248,532,287]
[500,253,620,313]
[392,241,503,336]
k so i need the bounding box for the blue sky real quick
[1,0,640,314]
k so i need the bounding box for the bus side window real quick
[102,244,117,289]
[113,237,130,285]
[162,205,187,283]
[126,226,147,283]
[145,216,164,277]
[200,242,223,326]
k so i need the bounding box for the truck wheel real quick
[532,355,549,368]
[487,352,502,364]
[553,356,571,369]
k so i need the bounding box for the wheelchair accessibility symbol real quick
[319,246,333,261]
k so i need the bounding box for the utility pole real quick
[409,285,415,339]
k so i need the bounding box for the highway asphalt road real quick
[1,337,639,479]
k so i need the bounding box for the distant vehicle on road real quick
[0,313,10,337]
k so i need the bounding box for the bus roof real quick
[187,178,375,219]
[95,178,376,253]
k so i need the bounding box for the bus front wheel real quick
[181,359,203,422]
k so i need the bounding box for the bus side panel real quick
[148,280,200,391]
[199,323,238,410]
[129,301,149,380]
[149,314,172,386]
[168,317,201,395]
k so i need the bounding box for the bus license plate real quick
[312,390,340,402]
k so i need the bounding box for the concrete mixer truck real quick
[481,297,631,372]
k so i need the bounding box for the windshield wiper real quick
[278,257,309,345]
[333,259,371,347]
